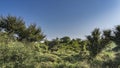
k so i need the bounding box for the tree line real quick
[0,15,120,58]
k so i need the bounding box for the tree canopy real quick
[0,15,45,42]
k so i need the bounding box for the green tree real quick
[113,25,120,51]
[0,15,26,34]
[24,24,45,42]
[0,15,45,42]
[114,25,120,42]
[47,38,60,51]
[102,30,112,44]
[60,36,71,43]
[86,28,102,57]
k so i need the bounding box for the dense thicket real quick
[0,15,120,68]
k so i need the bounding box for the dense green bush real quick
[0,37,120,68]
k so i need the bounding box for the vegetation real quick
[0,15,45,42]
[0,15,120,68]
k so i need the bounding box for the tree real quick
[0,15,26,34]
[60,36,71,43]
[86,28,102,57]
[113,25,120,51]
[24,24,45,42]
[114,25,120,42]
[102,30,112,44]
[0,15,45,42]
[47,38,60,51]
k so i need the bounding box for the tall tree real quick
[0,15,45,42]
[102,30,112,43]
[24,24,45,42]
[0,16,26,33]
[113,25,120,51]
[86,28,102,57]
[114,25,120,42]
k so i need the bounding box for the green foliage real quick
[113,25,120,51]
[24,24,45,42]
[102,30,112,40]
[0,15,45,42]
[0,15,26,34]
[1,15,120,68]
[86,28,102,57]
[60,36,71,43]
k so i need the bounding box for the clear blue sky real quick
[0,0,120,40]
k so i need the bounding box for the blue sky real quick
[0,0,120,40]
